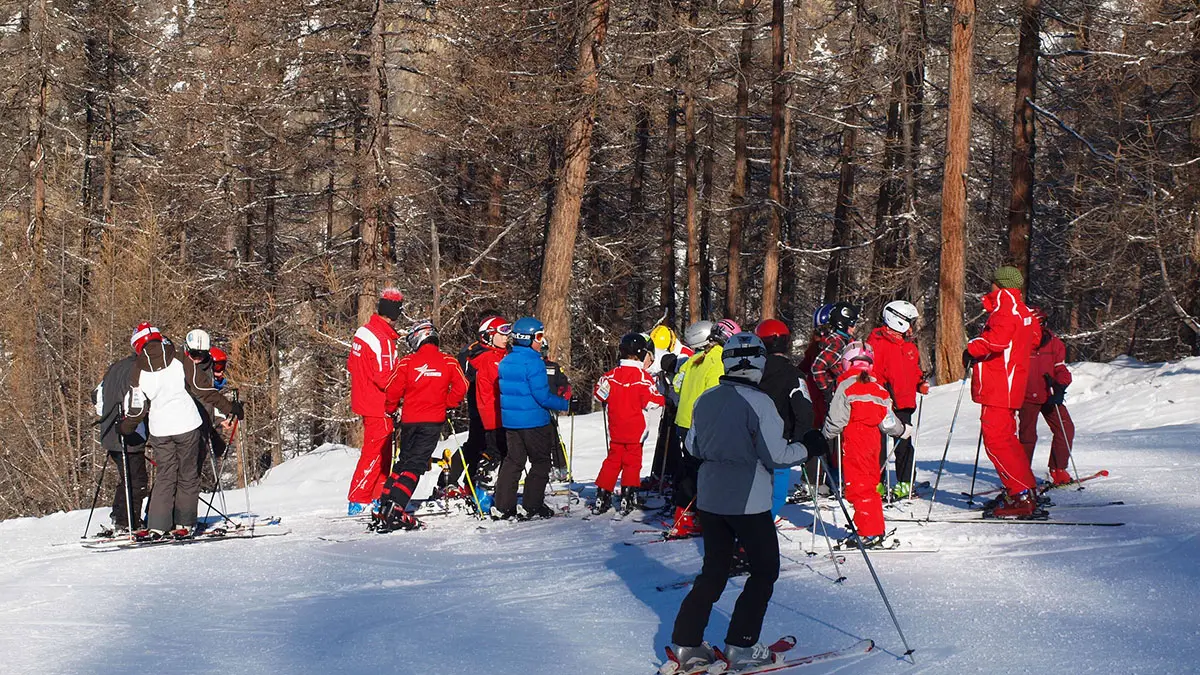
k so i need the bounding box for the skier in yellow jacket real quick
[668,318,740,536]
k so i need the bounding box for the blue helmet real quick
[812,303,835,330]
[511,316,545,347]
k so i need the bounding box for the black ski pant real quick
[550,420,568,471]
[650,404,682,481]
[145,428,202,532]
[449,427,506,487]
[672,510,780,648]
[109,449,148,530]
[674,426,700,509]
[879,408,915,486]
[463,396,489,459]
[381,422,442,511]
[494,425,556,514]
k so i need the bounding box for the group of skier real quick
[93,325,243,539]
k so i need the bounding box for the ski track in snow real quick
[3,356,1200,673]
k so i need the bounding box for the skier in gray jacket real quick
[668,333,829,673]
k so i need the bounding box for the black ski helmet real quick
[828,302,860,331]
[618,333,651,361]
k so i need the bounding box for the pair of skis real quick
[962,469,1109,499]
[83,525,290,551]
[660,636,874,674]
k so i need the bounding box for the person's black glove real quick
[802,429,830,461]
[229,400,245,420]
[961,349,975,371]
[1048,384,1066,406]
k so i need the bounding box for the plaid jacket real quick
[810,330,852,403]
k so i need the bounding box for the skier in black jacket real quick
[93,353,149,534]
[754,319,819,516]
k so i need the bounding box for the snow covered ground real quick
[3,356,1200,674]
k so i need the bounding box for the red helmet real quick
[478,316,512,346]
[210,347,228,373]
[754,318,792,355]
[130,322,163,354]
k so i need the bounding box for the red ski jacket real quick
[866,327,924,410]
[967,288,1041,409]
[1024,329,1072,405]
[822,369,904,456]
[469,345,507,430]
[348,314,402,417]
[593,360,665,444]
[391,343,469,424]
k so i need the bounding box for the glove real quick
[229,400,245,421]
[899,424,914,440]
[801,429,830,461]
[961,349,975,371]
[917,380,930,396]
[1048,385,1066,406]
[559,385,572,400]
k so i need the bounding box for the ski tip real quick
[858,638,876,652]
[1098,469,1110,476]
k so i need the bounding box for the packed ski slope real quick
[3,356,1200,674]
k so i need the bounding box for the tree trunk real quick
[700,106,715,320]
[823,2,867,303]
[935,0,975,384]
[762,0,786,319]
[535,0,610,365]
[684,87,700,324]
[1006,0,1040,287]
[726,0,753,321]
[662,88,679,328]
[357,0,391,328]
[631,106,651,329]
[484,165,505,281]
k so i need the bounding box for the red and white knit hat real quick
[130,322,163,353]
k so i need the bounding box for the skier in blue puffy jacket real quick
[491,317,570,520]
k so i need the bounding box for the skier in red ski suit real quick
[346,289,405,512]
[1019,308,1075,485]
[964,266,1043,517]
[821,342,910,546]
[592,334,664,515]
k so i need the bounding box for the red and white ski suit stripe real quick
[967,288,1041,495]
[822,369,905,538]
[593,359,665,491]
[346,313,401,503]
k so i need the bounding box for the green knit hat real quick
[993,265,1024,289]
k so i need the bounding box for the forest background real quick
[1,0,1197,518]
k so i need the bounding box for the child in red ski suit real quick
[592,334,664,515]
[1019,308,1075,485]
[821,342,910,547]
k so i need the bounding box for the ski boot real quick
[667,507,701,539]
[985,491,1046,520]
[519,503,555,521]
[372,504,423,533]
[1050,469,1073,486]
[591,488,613,515]
[619,486,642,516]
[785,483,811,505]
[135,529,166,542]
[837,532,889,550]
[891,481,912,500]
[722,642,775,671]
[663,643,717,675]
[490,506,517,521]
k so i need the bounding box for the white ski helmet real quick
[185,328,211,352]
[882,301,919,334]
[721,332,767,374]
[682,320,715,349]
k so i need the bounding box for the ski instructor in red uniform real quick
[346,288,406,515]
[963,266,1043,518]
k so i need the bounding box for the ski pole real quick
[925,372,970,522]
[909,396,923,501]
[197,494,238,527]
[826,478,916,663]
[448,418,486,520]
[229,389,253,529]
[809,457,846,583]
[966,429,984,506]
[568,410,575,484]
[82,455,109,539]
[120,433,135,539]
[1053,403,1083,489]
[655,422,673,497]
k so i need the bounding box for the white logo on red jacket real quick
[414,364,443,381]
